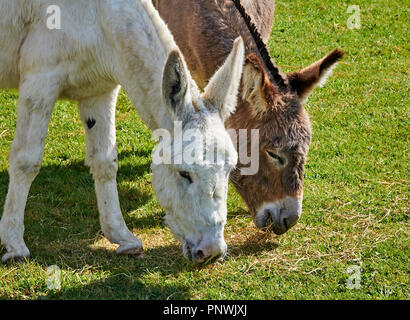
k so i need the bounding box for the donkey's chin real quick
[254,210,287,235]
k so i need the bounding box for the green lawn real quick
[0,0,408,299]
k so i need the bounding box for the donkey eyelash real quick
[267,151,285,166]
[179,171,193,184]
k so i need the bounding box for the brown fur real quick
[155,0,343,229]
[288,49,345,101]
[239,0,276,44]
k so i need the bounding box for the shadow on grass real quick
[35,243,194,299]
[228,238,279,259]
[0,150,277,299]
[43,276,190,300]
[0,153,192,299]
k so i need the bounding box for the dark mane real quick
[231,0,289,92]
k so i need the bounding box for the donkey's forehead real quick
[184,105,235,146]
[182,95,238,166]
[182,133,238,168]
[264,132,311,155]
[264,121,311,150]
[204,117,237,155]
[175,133,238,171]
[259,99,312,152]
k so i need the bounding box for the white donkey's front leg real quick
[0,75,59,263]
[78,88,143,256]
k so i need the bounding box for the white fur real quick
[203,38,245,120]
[0,0,244,263]
[241,62,267,115]
[318,63,338,88]
[300,63,339,104]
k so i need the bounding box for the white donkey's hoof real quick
[2,249,30,264]
[116,240,144,256]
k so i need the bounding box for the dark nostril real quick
[281,212,299,230]
[264,209,274,224]
[195,250,205,261]
[254,209,274,230]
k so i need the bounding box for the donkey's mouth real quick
[200,253,224,265]
[255,208,287,235]
[182,240,226,265]
[183,240,193,261]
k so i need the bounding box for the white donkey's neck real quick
[100,0,191,131]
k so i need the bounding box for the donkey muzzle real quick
[255,197,302,234]
[185,237,227,265]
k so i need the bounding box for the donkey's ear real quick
[288,49,344,103]
[162,50,190,118]
[203,37,245,121]
[242,54,276,113]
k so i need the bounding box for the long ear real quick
[288,49,344,103]
[241,53,278,113]
[162,50,190,119]
[203,37,245,121]
[241,0,275,44]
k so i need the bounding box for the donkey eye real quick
[267,151,285,166]
[179,171,193,184]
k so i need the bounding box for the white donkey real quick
[0,0,245,264]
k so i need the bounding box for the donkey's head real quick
[228,49,344,235]
[151,38,245,264]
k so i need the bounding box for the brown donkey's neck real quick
[155,0,280,91]
[230,0,287,92]
[238,0,276,45]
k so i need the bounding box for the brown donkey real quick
[154,0,344,234]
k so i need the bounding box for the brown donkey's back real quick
[155,0,344,235]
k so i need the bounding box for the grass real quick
[0,0,408,299]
